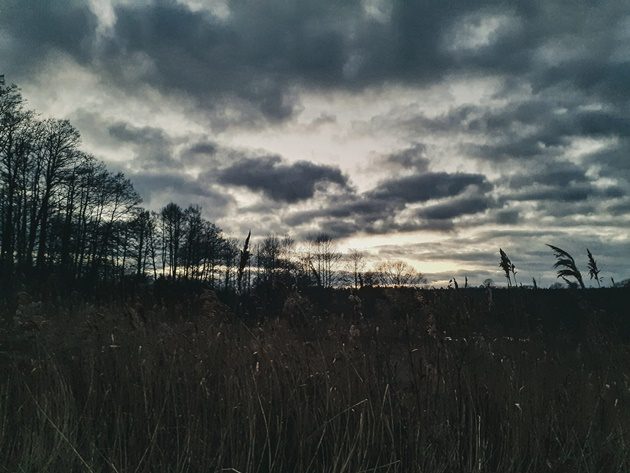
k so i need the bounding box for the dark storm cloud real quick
[283,166,494,238]
[213,155,349,203]
[369,172,491,203]
[465,106,630,163]
[369,92,630,224]
[498,159,626,207]
[4,0,628,124]
[93,116,350,205]
[417,195,492,220]
[383,101,630,162]
[0,0,97,77]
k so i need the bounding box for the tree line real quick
[0,81,428,293]
[7,80,618,294]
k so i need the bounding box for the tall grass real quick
[1,289,629,472]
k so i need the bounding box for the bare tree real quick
[35,119,81,267]
[129,209,155,278]
[0,83,32,272]
[161,203,184,279]
[256,234,298,288]
[305,233,342,288]
[374,260,426,287]
[346,249,367,289]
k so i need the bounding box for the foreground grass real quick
[1,288,629,472]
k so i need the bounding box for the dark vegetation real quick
[2,82,630,472]
[2,285,630,472]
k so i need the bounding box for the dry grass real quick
[1,288,629,472]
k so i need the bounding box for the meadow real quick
[1,286,629,472]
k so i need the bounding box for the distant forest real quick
[1,81,429,294]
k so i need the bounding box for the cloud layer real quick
[1,0,628,284]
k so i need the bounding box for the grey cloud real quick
[495,209,520,224]
[68,112,354,215]
[418,195,493,220]
[7,0,628,124]
[130,172,207,198]
[69,111,352,206]
[107,121,177,168]
[368,93,629,226]
[510,183,624,203]
[283,194,395,227]
[108,122,170,145]
[370,172,491,203]
[508,160,590,188]
[283,166,494,238]
[609,199,630,216]
[586,139,630,182]
[88,114,351,205]
[382,143,429,171]
[382,99,630,164]
[186,141,217,156]
[212,155,349,203]
[129,170,234,218]
[180,141,220,167]
[0,0,97,77]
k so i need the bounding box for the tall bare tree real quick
[346,249,367,289]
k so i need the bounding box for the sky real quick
[1,0,629,286]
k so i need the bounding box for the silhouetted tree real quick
[161,203,184,279]
[256,234,298,288]
[0,83,32,274]
[374,260,426,287]
[181,205,204,279]
[346,249,367,289]
[222,238,240,290]
[305,233,342,288]
[129,209,154,278]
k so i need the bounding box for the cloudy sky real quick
[1,0,629,285]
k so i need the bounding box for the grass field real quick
[1,287,629,472]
